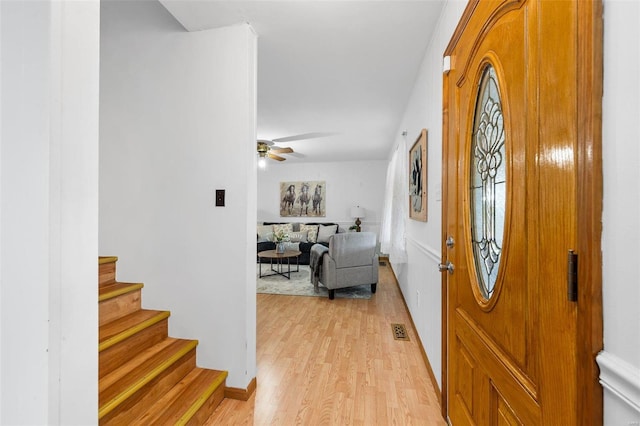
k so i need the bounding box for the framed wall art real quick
[280,181,326,217]
[409,129,427,221]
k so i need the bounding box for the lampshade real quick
[350,206,365,218]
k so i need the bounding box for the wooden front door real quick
[442,1,603,424]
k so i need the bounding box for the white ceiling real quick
[160,0,445,163]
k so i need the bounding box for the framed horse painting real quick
[409,129,427,221]
[280,181,326,217]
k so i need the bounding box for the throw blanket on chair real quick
[309,244,329,292]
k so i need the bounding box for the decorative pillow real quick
[283,242,300,251]
[288,230,309,243]
[300,224,319,243]
[257,224,274,243]
[272,223,293,235]
[317,224,338,243]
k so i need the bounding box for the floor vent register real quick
[391,323,410,341]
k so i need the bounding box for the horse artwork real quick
[298,182,311,216]
[409,129,427,221]
[281,184,296,215]
[312,184,323,215]
[279,181,326,217]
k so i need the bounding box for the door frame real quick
[440,0,604,423]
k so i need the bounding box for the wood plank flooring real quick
[205,263,446,425]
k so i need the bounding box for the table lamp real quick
[350,206,365,232]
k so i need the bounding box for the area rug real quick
[256,264,372,299]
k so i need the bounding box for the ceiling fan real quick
[256,139,293,162]
[256,132,335,165]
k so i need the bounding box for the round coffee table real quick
[258,249,302,279]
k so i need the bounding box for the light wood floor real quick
[205,263,446,425]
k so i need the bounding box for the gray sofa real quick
[318,232,379,299]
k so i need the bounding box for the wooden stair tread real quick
[97,255,227,423]
[99,282,144,302]
[99,309,169,352]
[132,368,228,425]
[99,338,198,419]
[100,338,177,393]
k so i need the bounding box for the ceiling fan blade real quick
[271,132,336,143]
[270,147,294,154]
[268,153,286,161]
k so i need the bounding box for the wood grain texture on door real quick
[442,1,603,424]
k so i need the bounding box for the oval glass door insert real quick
[470,64,506,301]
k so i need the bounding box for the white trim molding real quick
[406,237,441,264]
[597,350,640,414]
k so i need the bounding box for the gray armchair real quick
[318,232,379,300]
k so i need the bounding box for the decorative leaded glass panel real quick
[470,65,506,300]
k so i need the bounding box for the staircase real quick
[98,256,227,425]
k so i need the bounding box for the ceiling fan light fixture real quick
[257,141,270,155]
[257,155,267,169]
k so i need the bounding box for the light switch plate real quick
[215,189,225,207]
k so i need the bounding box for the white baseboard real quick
[597,350,640,414]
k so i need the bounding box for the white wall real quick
[387,0,467,390]
[99,0,257,389]
[0,0,99,424]
[257,160,387,235]
[597,0,640,422]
